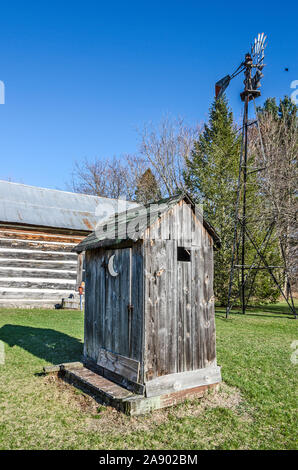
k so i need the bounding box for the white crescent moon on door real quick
[108,254,119,277]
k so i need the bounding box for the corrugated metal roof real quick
[0,180,137,232]
[74,193,221,252]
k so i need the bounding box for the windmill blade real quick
[251,33,267,92]
[215,75,231,98]
[259,35,267,57]
[251,32,267,65]
[252,69,264,89]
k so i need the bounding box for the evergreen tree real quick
[258,95,297,123]
[135,168,161,204]
[185,95,280,305]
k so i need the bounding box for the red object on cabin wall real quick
[78,284,84,295]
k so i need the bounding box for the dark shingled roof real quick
[74,193,220,253]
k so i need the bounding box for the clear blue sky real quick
[0,1,297,190]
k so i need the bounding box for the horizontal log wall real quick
[0,225,87,308]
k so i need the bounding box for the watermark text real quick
[290,80,298,105]
[0,81,5,104]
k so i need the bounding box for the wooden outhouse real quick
[74,193,221,407]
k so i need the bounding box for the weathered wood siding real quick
[84,242,144,380]
[83,198,217,389]
[143,200,216,382]
[0,224,86,308]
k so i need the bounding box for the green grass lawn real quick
[0,304,297,450]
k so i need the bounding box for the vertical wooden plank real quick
[97,248,105,352]
[90,251,97,360]
[161,208,170,242]
[191,247,200,370]
[144,239,156,381]
[92,251,98,360]
[87,251,94,359]
[91,247,105,361]
[200,230,208,369]
[147,239,158,379]
[83,250,91,358]
[167,206,178,375]
[156,240,167,376]
[177,259,183,373]
[131,242,144,364]
[127,247,132,357]
[76,252,84,289]
[84,250,96,360]
[183,260,192,371]
[165,239,177,375]
[181,200,193,372]
[112,249,122,355]
[177,201,183,246]
[119,248,130,357]
[177,261,192,373]
[182,200,192,247]
[192,221,207,370]
[104,250,112,352]
[191,216,206,370]
[144,239,168,380]
[191,206,203,247]
[204,234,216,365]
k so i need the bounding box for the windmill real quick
[215,33,297,319]
[215,32,266,100]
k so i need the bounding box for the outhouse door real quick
[101,247,134,359]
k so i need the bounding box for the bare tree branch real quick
[249,108,298,293]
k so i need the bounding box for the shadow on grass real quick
[0,324,83,364]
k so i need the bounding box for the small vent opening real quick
[177,246,191,262]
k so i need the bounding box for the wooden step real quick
[63,366,135,410]
[60,363,219,415]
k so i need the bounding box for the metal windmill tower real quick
[215,33,297,318]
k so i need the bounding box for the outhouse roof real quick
[74,193,220,252]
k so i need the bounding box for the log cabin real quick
[0,180,136,308]
[72,193,222,412]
